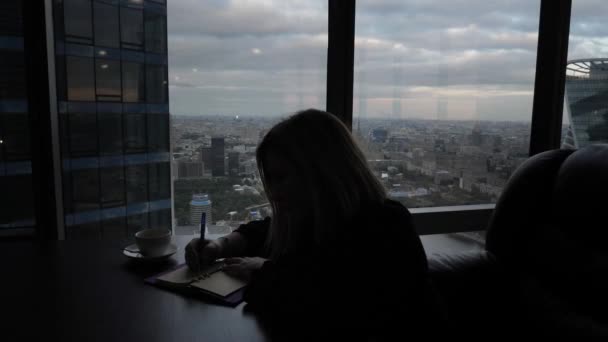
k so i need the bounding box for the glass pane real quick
[2,113,30,161]
[100,166,125,208]
[168,0,327,232]
[563,1,608,148]
[68,112,98,157]
[353,0,539,208]
[120,7,143,48]
[122,62,145,102]
[147,113,169,152]
[145,11,166,53]
[0,51,26,99]
[146,65,167,103]
[64,0,93,40]
[71,168,100,212]
[102,217,127,239]
[149,209,171,230]
[127,212,148,236]
[126,164,148,204]
[94,2,119,48]
[67,222,101,240]
[124,113,147,153]
[67,56,95,101]
[98,113,123,155]
[95,59,121,100]
[0,0,23,36]
[148,162,170,201]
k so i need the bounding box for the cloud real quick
[167,0,607,120]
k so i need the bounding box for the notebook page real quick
[157,263,223,285]
[190,271,247,297]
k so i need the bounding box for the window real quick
[98,113,123,155]
[148,162,170,201]
[353,0,539,208]
[0,0,23,36]
[168,0,327,233]
[66,56,95,101]
[95,59,121,101]
[0,51,26,99]
[94,2,119,48]
[124,113,147,153]
[147,113,169,152]
[64,0,93,44]
[126,164,148,204]
[145,65,167,103]
[2,113,30,161]
[122,62,145,102]
[145,10,167,53]
[68,112,98,157]
[120,7,144,49]
[71,168,100,213]
[562,1,608,149]
[100,167,125,208]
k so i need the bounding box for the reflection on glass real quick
[94,2,119,48]
[145,11,167,53]
[147,113,169,152]
[2,113,30,161]
[67,56,95,101]
[68,222,101,240]
[126,164,148,204]
[64,0,93,40]
[69,112,98,157]
[71,168,100,212]
[98,113,123,155]
[0,51,27,99]
[353,0,538,208]
[146,65,167,103]
[124,113,147,153]
[563,1,608,148]
[102,217,127,239]
[122,62,145,102]
[149,209,171,230]
[148,162,170,201]
[120,7,144,48]
[100,167,125,208]
[95,59,121,100]
[168,0,327,231]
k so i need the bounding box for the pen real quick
[199,211,206,273]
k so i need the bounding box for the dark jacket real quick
[234,199,443,340]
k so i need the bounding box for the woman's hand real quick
[185,238,222,272]
[223,257,267,280]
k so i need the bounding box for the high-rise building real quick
[200,146,212,174]
[53,0,171,238]
[0,0,36,232]
[565,59,608,148]
[228,152,240,176]
[177,161,204,179]
[211,137,225,177]
[190,194,212,226]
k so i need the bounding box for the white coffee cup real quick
[135,228,172,257]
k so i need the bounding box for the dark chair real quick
[427,144,608,338]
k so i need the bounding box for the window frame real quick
[23,0,574,239]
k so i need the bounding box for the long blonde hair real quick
[256,109,386,258]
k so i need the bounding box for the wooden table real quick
[1,236,268,341]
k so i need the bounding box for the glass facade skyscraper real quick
[53,0,171,239]
[565,59,608,148]
[0,0,36,233]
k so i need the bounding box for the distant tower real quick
[190,194,212,226]
[565,59,608,148]
[228,152,240,176]
[211,137,225,176]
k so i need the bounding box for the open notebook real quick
[145,261,248,306]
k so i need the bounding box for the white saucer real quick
[123,243,178,262]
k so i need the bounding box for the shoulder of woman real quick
[364,198,412,222]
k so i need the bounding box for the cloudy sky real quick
[167,0,608,122]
